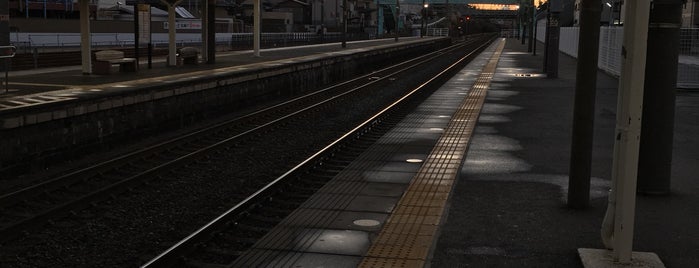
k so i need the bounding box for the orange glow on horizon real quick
[469,4,520,11]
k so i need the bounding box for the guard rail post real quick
[0,45,17,93]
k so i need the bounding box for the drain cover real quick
[514,73,543,77]
[353,219,381,227]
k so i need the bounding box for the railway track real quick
[0,35,493,249]
[143,35,497,267]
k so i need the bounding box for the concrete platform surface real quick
[430,39,699,267]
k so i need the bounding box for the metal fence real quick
[678,28,699,88]
[426,28,449,37]
[536,25,699,89]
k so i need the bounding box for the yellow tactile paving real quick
[393,205,445,216]
[361,257,425,268]
[358,38,506,267]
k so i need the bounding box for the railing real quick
[229,32,351,47]
[426,28,449,37]
[10,32,370,51]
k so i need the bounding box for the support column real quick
[545,0,561,78]
[134,2,139,67]
[80,0,91,74]
[567,0,601,209]
[207,0,215,63]
[520,1,526,44]
[201,0,208,62]
[528,0,534,52]
[376,0,380,38]
[342,0,347,48]
[543,10,549,72]
[168,4,176,66]
[162,0,182,66]
[637,0,683,195]
[1,0,9,47]
[609,0,650,262]
[394,0,399,42]
[254,0,260,56]
[1,0,8,77]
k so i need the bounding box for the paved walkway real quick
[431,39,699,267]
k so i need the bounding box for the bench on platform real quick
[93,50,137,75]
[177,47,199,65]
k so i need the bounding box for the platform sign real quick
[164,20,203,30]
[138,4,151,44]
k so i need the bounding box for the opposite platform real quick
[0,37,450,170]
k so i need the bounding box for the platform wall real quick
[0,38,452,173]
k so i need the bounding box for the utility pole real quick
[637,0,683,195]
[567,0,601,209]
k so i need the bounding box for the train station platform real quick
[0,36,451,171]
[2,35,697,267]
[1,37,432,99]
[428,40,699,267]
[222,38,698,267]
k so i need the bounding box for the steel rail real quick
[0,39,480,245]
[0,38,466,207]
[142,35,497,267]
